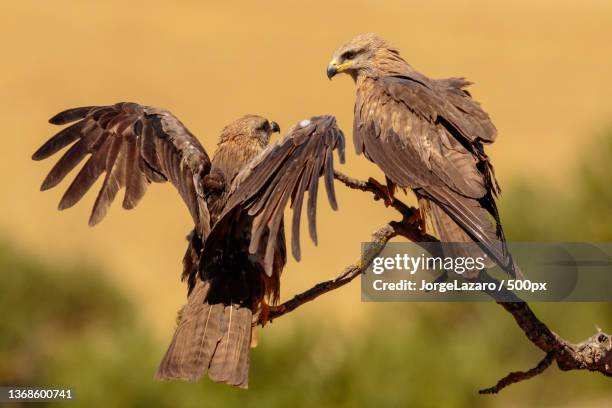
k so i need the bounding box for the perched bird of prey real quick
[327,33,520,277]
[32,103,345,387]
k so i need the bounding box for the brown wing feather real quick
[382,74,497,144]
[207,115,345,275]
[33,102,212,235]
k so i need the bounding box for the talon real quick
[367,177,394,207]
[257,301,282,327]
[407,208,425,231]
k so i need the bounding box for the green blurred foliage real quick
[1,129,612,407]
[502,126,612,242]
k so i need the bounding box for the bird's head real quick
[219,115,280,147]
[327,33,400,81]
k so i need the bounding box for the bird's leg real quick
[366,177,394,207]
[407,208,425,231]
[257,299,273,327]
[256,300,286,327]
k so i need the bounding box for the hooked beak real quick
[270,121,280,133]
[326,59,353,80]
[326,64,338,80]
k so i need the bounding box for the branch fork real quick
[265,170,611,393]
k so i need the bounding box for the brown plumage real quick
[327,33,520,277]
[33,103,345,387]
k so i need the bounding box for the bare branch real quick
[477,272,612,387]
[479,352,555,394]
[266,224,397,321]
[333,170,418,221]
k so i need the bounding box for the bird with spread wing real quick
[327,33,520,277]
[32,103,345,388]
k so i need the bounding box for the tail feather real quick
[208,305,251,385]
[427,199,494,278]
[422,190,523,278]
[156,280,252,388]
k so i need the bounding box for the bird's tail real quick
[421,190,523,279]
[156,279,253,388]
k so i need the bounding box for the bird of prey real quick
[327,33,520,277]
[32,103,345,387]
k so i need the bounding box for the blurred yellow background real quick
[1,1,612,405]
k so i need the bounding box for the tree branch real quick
[267,170,612,393]
[267,224,397,321]
[478,352,555,394]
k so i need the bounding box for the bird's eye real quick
[341,50,356,60]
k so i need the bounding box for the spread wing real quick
[33,102,212,235]
[206,115,345,276]
[354,75,518,274]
